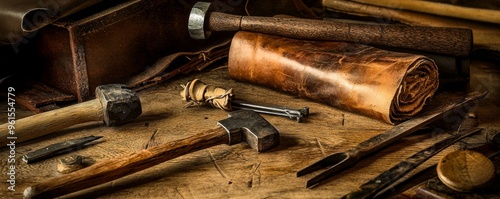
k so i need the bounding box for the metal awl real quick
[297,91,487,188]
[232,100,309,122]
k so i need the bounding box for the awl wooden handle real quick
[23,127,229,199]
[209,12,473,56]
[0,99,103,146]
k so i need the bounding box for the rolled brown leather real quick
[228,31,439,124]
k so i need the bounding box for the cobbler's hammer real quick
[23,110,280,199]
[188,2,472,56]
[0,84,142,146]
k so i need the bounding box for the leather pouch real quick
[228,31,439,124]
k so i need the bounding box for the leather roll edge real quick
[228,31,439,124]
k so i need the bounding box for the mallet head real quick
[188,2,212,40]
[95,84,142,126]
[218,110,280,152]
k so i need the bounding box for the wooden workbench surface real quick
[1,59,499,199]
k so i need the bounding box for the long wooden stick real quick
[23,127,229,199]
[345,0,500,24]
[323,0,500,50]
[0,99,103,146]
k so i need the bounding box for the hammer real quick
[23,110,279,199]
[188,2,472,56]
[0,84,142,146]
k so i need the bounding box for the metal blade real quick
[297,91,487,189]
[22,135,103,164]
[342,126,483,199]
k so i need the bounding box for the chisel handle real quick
[23,127,229,199]
[0,99,103,146]
[209,12,472,56]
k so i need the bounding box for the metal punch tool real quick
[297,92,486,188]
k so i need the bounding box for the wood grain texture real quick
[0,99,103,146]
[0,59,499,199]
[347,0,500,24]
[322,0,500,52]
[209,12,472,56]
[24,127,229,199]
[436,150,496,192]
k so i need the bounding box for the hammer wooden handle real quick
[0,99,104,146]
[24,127,228,199]
[209,12,472,56]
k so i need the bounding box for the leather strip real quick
[127,39,231,92]
[228,31,439,124]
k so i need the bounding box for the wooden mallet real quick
[0,84,142,146]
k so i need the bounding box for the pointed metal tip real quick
[306,180,318,189]
[296,169,308,177]
[79,135,104,145]
[296,161,328,178]
[300,107,309,116]
[296,165,320,177]
[93,135,104,139]
[306,173,330,189]
[85,135,103,141]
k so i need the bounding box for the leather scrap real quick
[127,39,232,92]
[228,31,439,124]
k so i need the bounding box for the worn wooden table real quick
[1,59,499,199]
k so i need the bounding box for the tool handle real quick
[23,127,229,199]
[0,99,103,146]
[208,12,472,56]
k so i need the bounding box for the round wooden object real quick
[57,155,84,174]
[437,150,496,192]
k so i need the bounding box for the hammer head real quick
[218,110,280,152]
[95,84,142,126]
[188,2,212,40]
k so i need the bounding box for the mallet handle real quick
[0,99,104,146]
[208,12,472,56]
[23,127,228,199]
